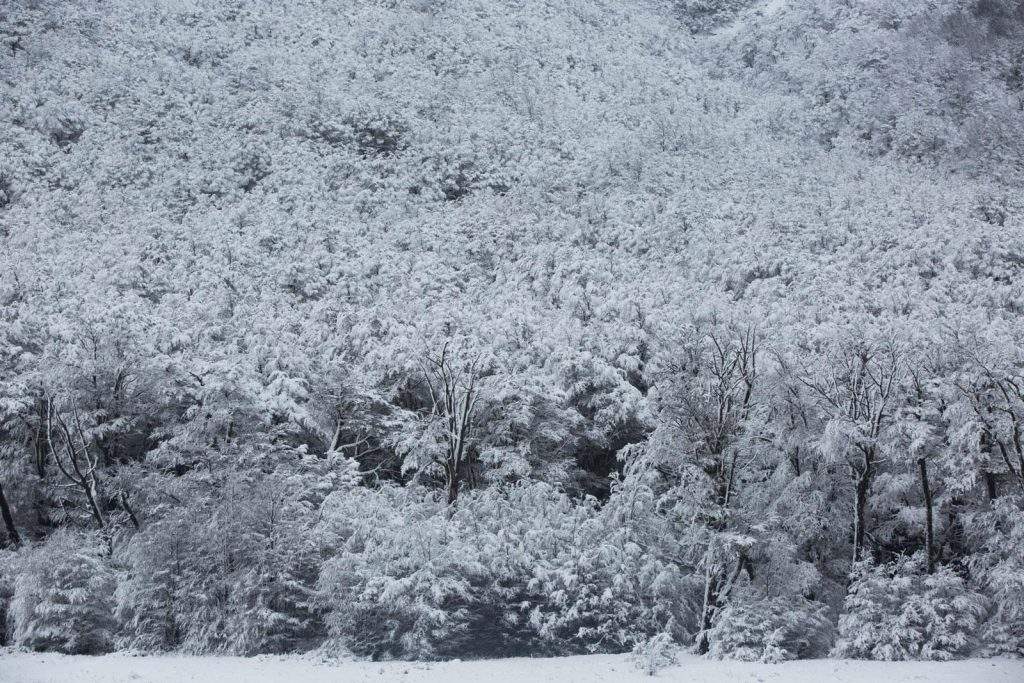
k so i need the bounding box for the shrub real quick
[116,458,349,655]
[316,486,481,660]
[631,631,678,675]
[833,554,986,660]
[10,530,117,654]
[967,496,1024,657]
[316,482,688,659]
[707,596,833,662]
[0,548,16,645]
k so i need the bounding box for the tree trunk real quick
[918,457,934,574]
[83,481,106,530]
[0,480,20,548]
[34,397,49,478]
[789,446,801,477]
[695,570,719,655]
[446,462,460,506]
[852,467,871,564]
[119,491,141,529]
[983,470,998,502]
[33,398,51,529]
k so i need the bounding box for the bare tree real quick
[45,395,107,531]
[902,360,946,575]
[419,343,481,505]
[652,321,763,654]
[793,337,905,566]
[952,346,1024,496]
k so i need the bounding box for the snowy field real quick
[1,652,1021,683]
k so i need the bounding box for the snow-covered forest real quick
[0,0,1023,671]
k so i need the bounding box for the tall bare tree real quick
[952,345,1024,496]
[420,343,481,505]
[794,337,905,566]
[45,395,107,531]
[651,321,764,654]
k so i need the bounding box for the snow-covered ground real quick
[1,652,1020,683]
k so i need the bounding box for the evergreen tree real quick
[10,530,117,654]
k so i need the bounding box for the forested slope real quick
[0,0,1022,663]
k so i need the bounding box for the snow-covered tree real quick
[833,554,986,661]
[0,0,1022,665]
[9,530,117,654]
[707,596,833,663]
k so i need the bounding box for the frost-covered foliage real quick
[317,486,480,660]
[0,548,18,646]
[715,0,1024,169]
[967,496,1024,656]
[8,530,117,654]
[833,555,987,661]
[316,482,688,660]
[0,0,1022,665]
[113,455,359,655]
[676,0,756,33]
[707,597,833,663]
[631,631,679,675]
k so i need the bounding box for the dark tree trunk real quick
[34,398,49,478]
[120,491,141,529]
[918,457,934,574]
[446,463,460,506]
[0,480,21,548]
[852,462,871,564]
[983,470,998,501]
[696,572,719,655]
[33,398,51,529]
[980,432,1001,501]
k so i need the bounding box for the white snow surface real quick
[1,652,1020,683]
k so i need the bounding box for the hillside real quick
[0,0,1022,666]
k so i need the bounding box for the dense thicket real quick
[0,0,1022,662]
